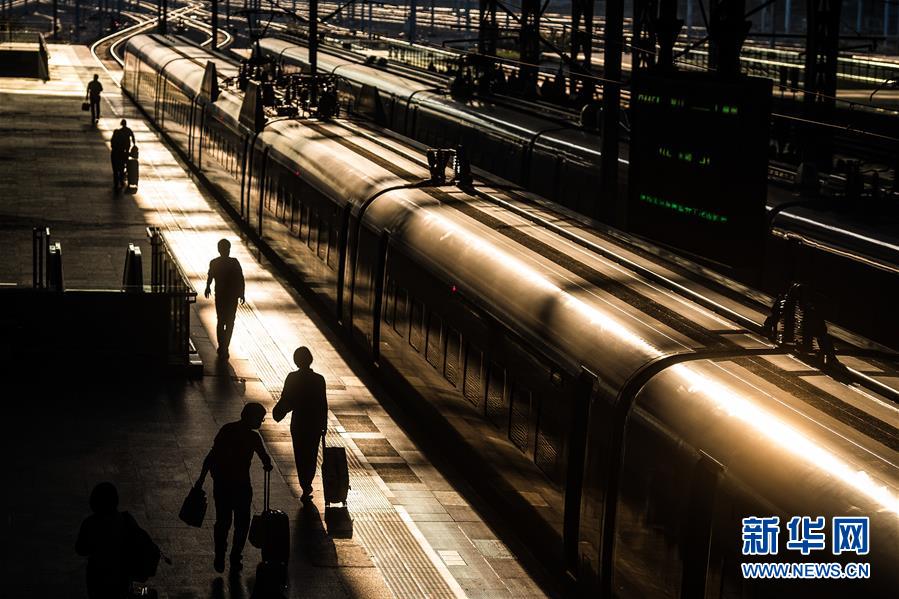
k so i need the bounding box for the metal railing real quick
[147,226,197,367]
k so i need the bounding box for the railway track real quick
[89,0,231,78]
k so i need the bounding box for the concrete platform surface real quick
[0,45,550,598]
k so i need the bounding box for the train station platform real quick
[0,45,549,598]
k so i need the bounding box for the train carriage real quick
[123,35,899,598]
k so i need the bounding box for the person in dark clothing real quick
[205,238,246,359]
[110,119,135,190]
[75,482,139,599]
[273,347,328,502]
[201,402,273,573]
[86,74,103,123]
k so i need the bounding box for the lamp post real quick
[246,7,262,55]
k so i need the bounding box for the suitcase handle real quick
[263,469,270,512]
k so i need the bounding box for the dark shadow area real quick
[324,507,354,540]
[3,373,241,597]
[295,501,336,567]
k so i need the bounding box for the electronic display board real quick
[627,71,772,270]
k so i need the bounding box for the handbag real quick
[81,101,90,112]
[178,472,207,528]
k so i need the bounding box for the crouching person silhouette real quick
[201,402,273,573]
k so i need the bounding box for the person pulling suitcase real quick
[273,347,328,503]
[110,119,135,191]
[201,403,273,574]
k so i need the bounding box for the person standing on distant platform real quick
[86,74,103,123]
[205,239,245,359]
[273,347,328,502]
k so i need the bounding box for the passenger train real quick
[123,35,899,598]
[258,37,899,349]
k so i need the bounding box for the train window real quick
[409,299,424,351]
[484,361,509,430]
[485,362,508,431]
[275,183,283,220]
[462,345,484,407]
[317,214,328,260]
[425,312,443,369]
[535,397,562,483]
[290,193,300,235]
[393,286,408,337]
[307,210,316,249]
[444,328,461,387]
[327,213,337,269]
[300,204,309,241]
[508,382,531,452]
[383,278,395,326]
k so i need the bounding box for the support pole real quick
[159,0,168,34]
[52,0,58,38]
[655,0,683,71]
[708,0,749,77]
[519,0,541,95]
[570,0,594,99]
[632,0,658,72]
[311,0,318,103]
[477,0,498,82]
[409,0,417,41]
[686,0,693,38]
[212,0,218,50]
[803,0,841,172]
[600,0,623,225]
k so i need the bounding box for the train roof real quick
[127,37,899,549]
[259,38,592,145]
[125,34,239,99]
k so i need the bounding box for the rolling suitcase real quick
[321,435,349,506]
[249,470,290,563]
[127,157,139,188]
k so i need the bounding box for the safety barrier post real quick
[46,242,63,291]
[122,243,144,292]
[32,226,50,289]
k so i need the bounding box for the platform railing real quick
[147,226,197,367]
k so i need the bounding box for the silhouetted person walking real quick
[273,347,328,502]
[75,483,139,599]
[201,403,273,573]
[86,74,103,123]
[110,119,135,190]
[205,238,245,358]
